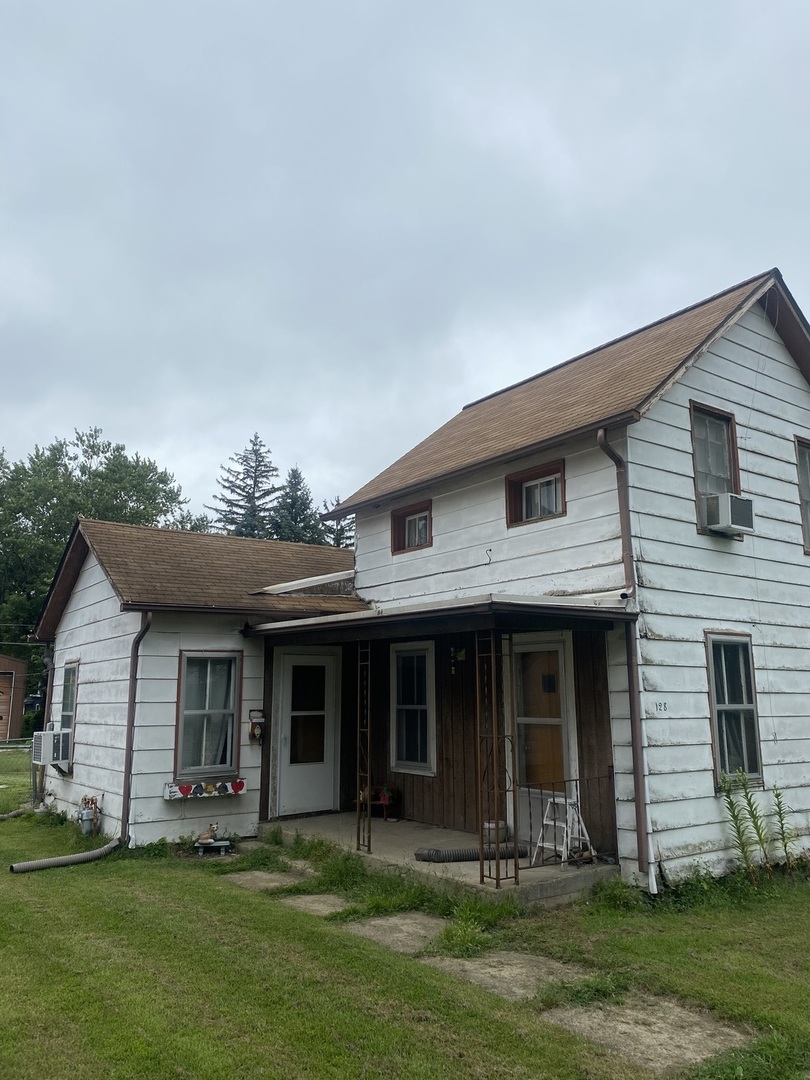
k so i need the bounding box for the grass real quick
[493,872,810,1079]
[0,815,647,1080]
[0,746,33,814]
[3,816,810,1079]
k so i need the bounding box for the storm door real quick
[277,654,337,816]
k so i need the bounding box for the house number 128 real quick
[654,701,669,713]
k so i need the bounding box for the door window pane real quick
[290,713,326,764]
[291,665,325,713]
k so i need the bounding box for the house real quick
[0,654,27,740]
[35,267,810,888]
[260,266,810,886]
[32,520,360,845]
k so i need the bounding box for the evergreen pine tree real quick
[205,433,280,537]
[321,497,355,549]
[270,466,326,545]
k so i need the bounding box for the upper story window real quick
[60,664,78,729]
[177,652,240,778]
[390,642,435,775]
[796,438,810,551]
[690,403,739,530]
[391,501,432,554]
[707,634,761,782]
[506,461,565,527]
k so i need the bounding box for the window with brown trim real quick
[505,461,565,527]
[706,634,761,782]
[690,403,740,530]
[796,438,810,551]
[391,501,432,554]
[390,641,436,775]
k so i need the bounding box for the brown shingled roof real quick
[35,520,364,641]
[332,269,809,516]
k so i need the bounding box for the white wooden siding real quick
[355,437,626,606]
[45,554,264,846]
[628,303,810,878]
[45,552,141,837]
[129,611,263,845]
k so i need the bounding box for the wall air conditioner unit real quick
[705,492,755,535]
[32,729,71,767]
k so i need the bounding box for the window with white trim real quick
[390,642,435,774]
[60,664,78,729]
[707,634,761,780]
[178,653,240,777]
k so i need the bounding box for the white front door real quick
[277,654,338,816]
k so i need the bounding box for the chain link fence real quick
[0,741,34,814]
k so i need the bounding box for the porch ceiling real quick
[245,593,635,644]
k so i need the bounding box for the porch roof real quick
[246,591,635,643]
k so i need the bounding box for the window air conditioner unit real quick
[705,492,755,535]
[32,729,71,767]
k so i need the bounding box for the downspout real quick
[11,612,152,874]
[597,429,654,887]
[33,648,55,806]
[120,611,152,847]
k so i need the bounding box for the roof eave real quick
[327,410,641,519]
[32,521,89,642]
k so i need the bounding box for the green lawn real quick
[0,746,32,813]
[2,815,810,1080]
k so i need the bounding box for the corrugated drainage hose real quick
[0,809,27,821]
[415,844,528,863]
[9,837,120,874]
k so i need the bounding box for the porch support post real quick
[475,629,516,888]
[356,641,372,854]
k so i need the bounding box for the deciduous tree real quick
[0,428,193,686]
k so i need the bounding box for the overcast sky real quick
[3,1,810,517]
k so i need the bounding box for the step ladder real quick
[531,792,595,866]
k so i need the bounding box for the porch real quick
[261,811,619,908]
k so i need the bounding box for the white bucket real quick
[484,820,507,844]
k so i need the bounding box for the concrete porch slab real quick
[259,812,618,907]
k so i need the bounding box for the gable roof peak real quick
[331,268,801,517]
[462,268,779,414]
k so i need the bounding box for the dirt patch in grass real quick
[545,995,751,1073]
[346,912,447,953]
[279,893,349,916]
[422,950,585,1002]
[225,870,308,891]
[421,954,587,1002]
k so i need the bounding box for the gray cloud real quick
[3,1,810,513]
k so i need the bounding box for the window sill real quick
[714,776,764,795]
[391,764,435,778]
[164,778,246,800]
[506,512,566,529]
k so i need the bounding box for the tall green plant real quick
[736,769,772,878]
[772,786,798,874]
[719,772,758,883]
